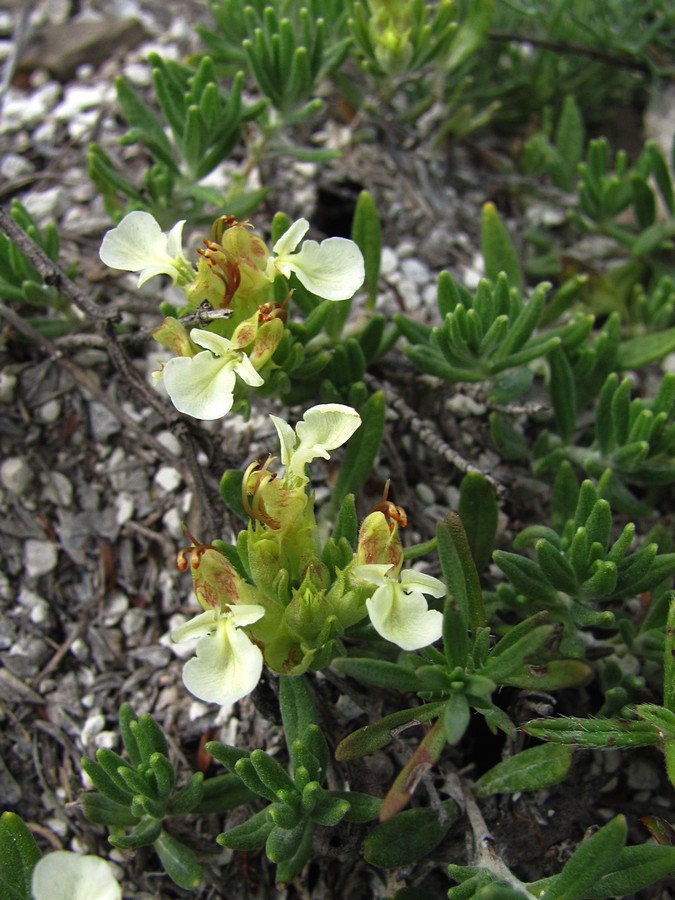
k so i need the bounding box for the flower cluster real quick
[171,404,445,710]
[99,212,365,420]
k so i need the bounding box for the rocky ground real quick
[1,2,674,898]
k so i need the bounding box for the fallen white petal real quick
[32,851,121,900]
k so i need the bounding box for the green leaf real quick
[481,202,522,292]
[167,772,205,815]
[554,95,584,189]
[331,390,385,507]
[523,715,660,749]
[437,513,485,635]
[249,749,296,800]
[80,756,135,806]
[618,327,675,369]
[335,701,446,760]
[192,773,255,814]
[153,828,202,890]
[474,744,573,795]
[332,791,382,823]
[266,818,312,865]
[305,785,350,826]
[0,811,40,900]
[443,602,470,670]
[149,753,175,800]
[219,469,246,520]
[493,550,557,603]
[115,76,176,171]
[351,189,381,309]
[109,816,162,849]
[443,692,471,745]
[271,819,314,882]
[500,660,592,691]
[118,704,142,768]
[548,345,576,443]
[665,595,675,712]
[332,656,424,692]
[363,798,460,868]
[542,815,627,900]
[94,748,138,797]
[458,472,498,572]
[581,843,675,898]
[483,623,556,683]
[278,675,317,762]
[218,808,274,851]
[133,713,169,762]
[81,792,139,828]
[536,540,578,595]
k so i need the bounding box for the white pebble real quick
[29,598,50,624]
[156,430,182,456]
[22,186,66,222]
[103,592,129,626]
[1,457,33,494]
[416,482,435,505]
[70,638,90,661]
[445,394,486,417]
[95,731,119,750]
[401,257,430,285]
[380,246,398,277]
[162,507,183,539]
[43,471,73,507]
[124,62,152,87]
[44,817,68,839]
[81,712,106,746]
[122,607,144,638]
[115,492,135,526]
[24,539,58,577]
[1,82,61,131]
[0,372,17,403]
[0,152,35,179]
[53,84,111,120]
[154,466,182,493]
[38,399,61,423]
[396,239,416,259]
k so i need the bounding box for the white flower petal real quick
[272,217,309,257]
[366,583,443,651]
[99,211,187,287]
[285,236,365,300]
[270,414,298,469]
[182,617,263,706]
[233,353,265,387]
[400,570,446,598]
[163,352,236,419]
[166,218,187,257]
[171,609,219,643]
[32,851,121,900]
[189,328,236,356]
[353,563,394,587]
[290,404,361,476]
[99,211,167,270]
[228,603,266,628]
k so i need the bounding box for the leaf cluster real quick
[0,200,75,337]
[88,55,266,224]
[80,703,253,889]
[210,678,380,882]
[449,814,675,900]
